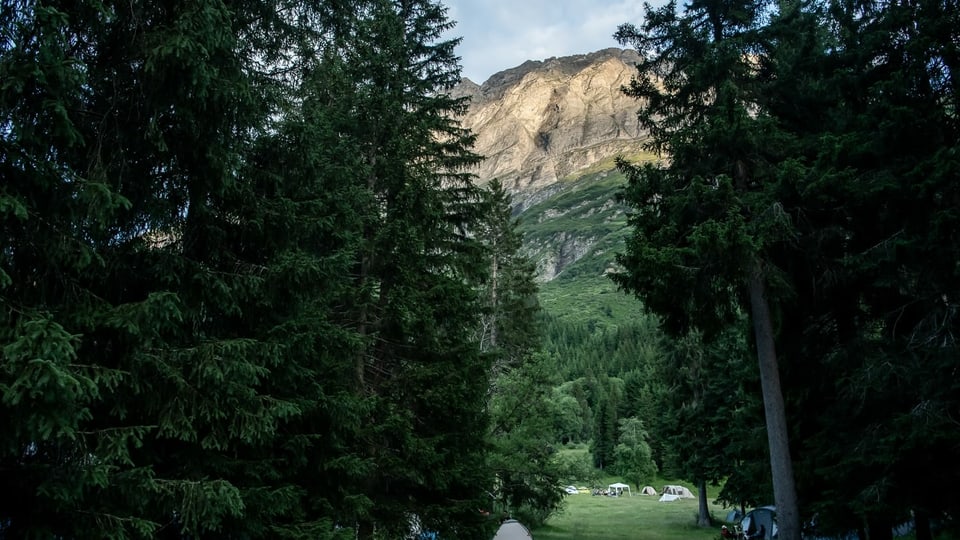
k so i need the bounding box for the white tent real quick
[659,484,695,502]
[608,482,632,497]
[640,485,657,495]
[493,519,532,540]
[662,485,695,498]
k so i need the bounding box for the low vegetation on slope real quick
[518,168,643,326]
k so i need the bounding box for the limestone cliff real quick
[454,48,647,210]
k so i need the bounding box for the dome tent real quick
[493,519,532,540]
[741,506,777,540]
[658,484,696,502]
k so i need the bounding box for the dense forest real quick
[611,0,960,537]
[1,0,959,539]
[0,1,540,538]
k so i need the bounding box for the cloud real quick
[443,0,654,83]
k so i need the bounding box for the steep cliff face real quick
[455,49,650,286]
[455,48,647,210]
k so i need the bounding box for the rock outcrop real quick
[453,48,647,209]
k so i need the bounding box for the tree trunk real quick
[867,514,893,540]
[747,258,800,540]
[697,478,711,527]
[914,509,932,540]
[357,519,375,540]
[489,250,499,350]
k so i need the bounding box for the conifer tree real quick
[614,0,960,536]
[3,1,367,537]
[760,0,960,535]
[614,0,803,536]
[589,380,622,471]
[319,1,493,537]
[1,0,282,534]
[477,180,569,526]
[477,179,542,372]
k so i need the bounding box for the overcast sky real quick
[441,0,651,84]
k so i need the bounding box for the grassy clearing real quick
[532,490,723,540]
[539,447,725,540]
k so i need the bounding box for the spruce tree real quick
[2,2,363,537]
[477,179,541,372]
[761,0,960,535]
[614,0,803,536]
[320,1,493,537]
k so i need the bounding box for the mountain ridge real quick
[454,47,650,212]
[454,48,653,294]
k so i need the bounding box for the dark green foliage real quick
[536,313,668,475]
[317,1,493,537]
[1,1,291,536]
[611,417,658,489]
[655,326,770,510]
[589,379,623,470]
[1,0,493,538]
[478,180,572,527]
[478,180,542,369]
[541,316,663,382]
[488,353,566,527]
[759,0,960,534]
[614,0,807,536]
[614,0,960,535]
[613,0,794,335]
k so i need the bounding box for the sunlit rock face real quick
[452,48,646,209]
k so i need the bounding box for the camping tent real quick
[658,485,695,502]
[740,506,777,540]
[661,485,695,498]
[640,486,657,495]
[493,519,532,540]
[608,483,632,497]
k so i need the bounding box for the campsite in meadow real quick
[531,478,726,540]
[532,481,721,540]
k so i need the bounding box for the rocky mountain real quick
[455,49,654,308]
[454,48,649,212]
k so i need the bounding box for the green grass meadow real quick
[532,490,723,540]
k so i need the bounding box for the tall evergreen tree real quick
[1,0,494,537]
[477,179,541,371]
[476,179,569,526]
[758,0,960,536]
[321,1,494,537]
[589,378,623,471]
[0,0,298,535]
[614,0,803,536]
